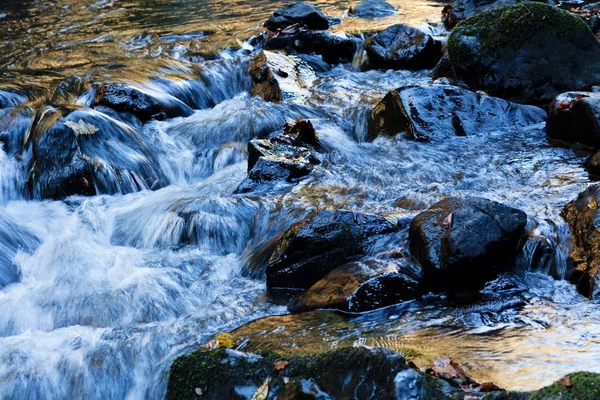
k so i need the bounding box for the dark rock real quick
[28,107,166,199]
[562,185,600,298]
[93,83,193,122]
[289,258,424,313]
[546,92,600,147]
[585,151,600,176]
[349,0,398,18]
[409,197,527,291]
[264,2,330,31]
[365,24,442,70]
[368,84,546,142]
[442,0,556,29]
[166,346,465,400]
[248,50,316,103]
[267,210,398,291]
[265,27,358,64]
[441,3,600,104]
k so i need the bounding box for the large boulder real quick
[248,51,317,103]
[93,83,193,122]
[409,197,527,291]
[265,27,358,64]
[267,210,398,291]
[546,92,600,147]
[442,3,600,104]
[365,24,442,70]
[167,347,464,400]
[28,107,166,199]
[349,0,398,18]
[442,0,556,29]
[289,257,424,312]
[562,185,600,298]
[367,84,546,142]
[264,2,330,31]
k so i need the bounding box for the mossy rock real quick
[528,372,600,399]
[442,3,600,103]
[166,346,468,399]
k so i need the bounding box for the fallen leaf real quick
[252,377,269,400]
[477,382,503,392]
[588,198,598,210]
[558,376,573,388]
[274,360,289,371]
[442,213,453,229]
[203,332,235,349]
[65,119,99,136]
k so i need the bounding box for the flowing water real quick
[0,0,599,398]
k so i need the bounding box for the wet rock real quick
[267,210,398,291]
[349,0,398,19]
[93,83,193,122]
[562,185,600,298]
[585,151,600,176]
[264,2,330,31]
[166,346,468,400]
[442,0,556,29]
[289,257,423,312]
[367,84,546,142]
[28,107,166,199]
[239,120,320,192]
[265,27,358,64]
[365,24,442,70]
[546,92,600,147]
[409,197,527,291]
[441,3,600,104]
[248,51,316,103]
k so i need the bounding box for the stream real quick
[0,0,599,398]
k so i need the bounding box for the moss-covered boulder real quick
[528,372,600,400]
[166,347,467,400]
[441,3,600,104]
[442,0,556,29]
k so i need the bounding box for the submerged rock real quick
[264,2,330,31]
[365,24,442,70]
[442,3,600,104]
[267,210,398,291]
[546,92,600,147]
[367,84,546,142]
[93,83,193,122]
[28,107,166,199]
[289,257,424,313]
[562,185,600,298]
[349,0,398,19]
[264,27,358,64]
[248,51,316,103]
[409,197,527,291]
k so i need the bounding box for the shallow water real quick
[0,0,598,398]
